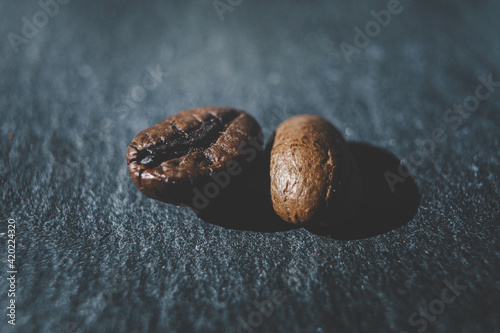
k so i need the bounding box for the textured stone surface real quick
[1,0,499,332]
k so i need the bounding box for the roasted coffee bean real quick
[269,115,362,225]
[126,107,263,209]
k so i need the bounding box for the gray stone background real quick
[1,0,499,332]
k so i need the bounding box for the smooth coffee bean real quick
[126,107,263,209]
[270,115,362,225]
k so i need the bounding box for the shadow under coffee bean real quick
[196,146,299,233]
[197,141,420,238]
[305,142,421,239]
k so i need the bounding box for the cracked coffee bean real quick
[126,107,263,210]
[270,115,362,225]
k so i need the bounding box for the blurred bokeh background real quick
[1,0,499,332]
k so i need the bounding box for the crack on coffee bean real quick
[170,121,189,138]
[136,113,239,169]
[138,168,145,188]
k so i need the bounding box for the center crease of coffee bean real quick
[135,113,239,169]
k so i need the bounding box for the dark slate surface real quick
[1,0,500,332]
